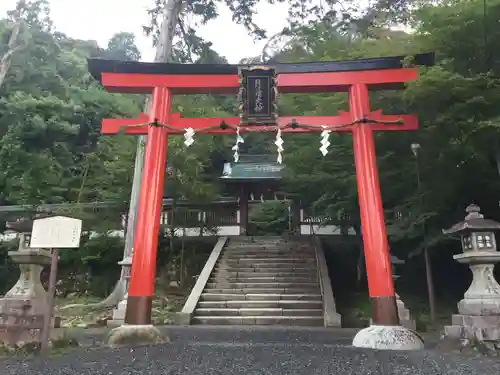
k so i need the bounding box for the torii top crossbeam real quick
[88,52,433,94]
[86,53,435,338]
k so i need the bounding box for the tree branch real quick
[0,13,23,90]
[177,16,194,62]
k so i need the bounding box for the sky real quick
[0,0,290,63]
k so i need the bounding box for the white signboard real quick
[30,216,82,249]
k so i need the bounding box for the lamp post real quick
[443,204,500,341]
[411,143,437,326]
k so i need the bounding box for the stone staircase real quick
[191,236,324,326]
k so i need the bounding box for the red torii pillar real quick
[124,87,171,324]
[89,55,429,349]
[350,84,398,325]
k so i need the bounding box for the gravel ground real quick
[1,326,499,375]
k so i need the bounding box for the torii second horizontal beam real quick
[102,111,418,135]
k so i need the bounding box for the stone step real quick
[191,316,324,326]
[222,262,316,269]
[212,273,318,279]
[198,300,323,309]
[200,293,322,302]
[226,242,313,250]
[214,266,317,273]
[211,270,318,280]
[203,288,321,294]
[195,308,323,317]
[227,240,304,244]
[226,246,309,251]
[222,256,315,261]
[224,250,314,256]
[210,276,318,283]
[227,242,290,246]
[225,250,312,256]
[224,254,316,263]
[230,237,303,242]
[223,258,315,263]
[190,237,323,328]
[206,282,320,289]
[218,258,316,268]
[230,236,285,240]
[216,268,318,273]
[229,237,288,243]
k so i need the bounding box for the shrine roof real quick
[87,52,434,82]
[220,155,284,181]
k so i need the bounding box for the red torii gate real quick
[88,53,433,346]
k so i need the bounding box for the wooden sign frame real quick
[237,66,278,125]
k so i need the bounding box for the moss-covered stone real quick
[107,325,168,348]
[0,341,41,356]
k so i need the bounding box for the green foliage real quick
[0,4,141,206]
[415,0,500,76]
[105,32,141,61]
[248,201,290,235]
[57,235,124,297]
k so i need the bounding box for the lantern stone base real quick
[107,296,128,327]
[396,297,416,330]
[352,325,424,350]
[444,314,500,341]
[107,257,132,328]
[457,298,500,316]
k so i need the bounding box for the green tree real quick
[105,32,142,61]
[0,6,142,206]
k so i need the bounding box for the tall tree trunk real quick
[494,138,500,178]
[423,244,436,326]
[73,0,184,309]
[179,229,185,287]
[353,222,365,282]
[0,11,22,90]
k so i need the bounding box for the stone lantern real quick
[108,255,132,327]
[390,255,416,330]
[0,218,52,323]
[443,204,500,341]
